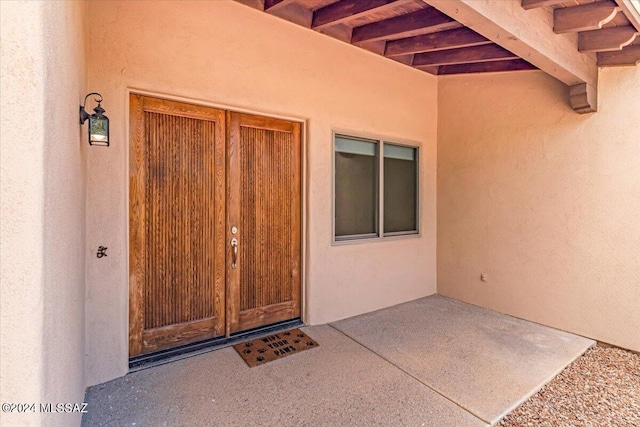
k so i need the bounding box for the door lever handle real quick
[231,237,238,269]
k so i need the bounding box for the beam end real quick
[569,83,598,113]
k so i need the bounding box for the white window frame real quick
[332,131,421,244]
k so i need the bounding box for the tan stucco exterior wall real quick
[1,3,47,425]
[1,1,88,427]
[86,1,438,385]
[437,68,640,352]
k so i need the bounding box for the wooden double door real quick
[129,95,301,357]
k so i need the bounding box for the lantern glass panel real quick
[89,116,109,146]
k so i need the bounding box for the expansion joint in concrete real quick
[327,324,490,426]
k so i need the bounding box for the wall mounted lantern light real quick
[79,92,109,147]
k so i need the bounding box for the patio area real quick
[82,296,594,426]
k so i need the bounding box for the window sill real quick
[332,231,420,246]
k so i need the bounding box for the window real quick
[334,133,419,242]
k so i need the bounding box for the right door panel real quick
[227,112,302,334]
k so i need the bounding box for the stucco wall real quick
[41,2,89,426]
[1,1,88,426]
[86,1,438,385]
[438,68,640,352]
[1,3,47,425]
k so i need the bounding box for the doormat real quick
[233,328,319,367]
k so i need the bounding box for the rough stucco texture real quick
[41,2,88,427]
[1,3,46,426]
[86,1,437,385]
[1,2,88,427]
[437,68,640,352]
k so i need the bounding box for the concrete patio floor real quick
[83,296,594,427]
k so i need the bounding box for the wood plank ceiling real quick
[239,0,640,75]
[528,0,640,66]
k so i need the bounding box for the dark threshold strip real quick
[129,318,303,372]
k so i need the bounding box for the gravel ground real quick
[498,345,640,427]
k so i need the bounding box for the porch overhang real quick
[425,0,599,112]
[238,0,640,114]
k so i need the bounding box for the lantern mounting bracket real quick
[79,92,104,125]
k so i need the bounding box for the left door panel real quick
[129,95,226,357]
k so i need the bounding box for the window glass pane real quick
[384,143,417,234]
[336,137,376,156]
[335,136,378,238]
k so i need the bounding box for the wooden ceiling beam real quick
[234,0,266,11]
[390,53,415,65]
[357,39,387,55]
[614,0,640,32]
[264,0,297,13]
[412,44,518,66]
[521,0,569,10]
[352,7,458,44]
[237,0,312,26]
[385,27,490,56]
[434,59,536,74]
[418,65,439,75]
[579,26,639,52]
[425,0,599,113]
[597,44,640,64]
[312,0,410,30]
[265,2,313,27]
[554,1,620,34]
[317,23,353,42]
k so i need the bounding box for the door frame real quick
[125,88,308,360]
